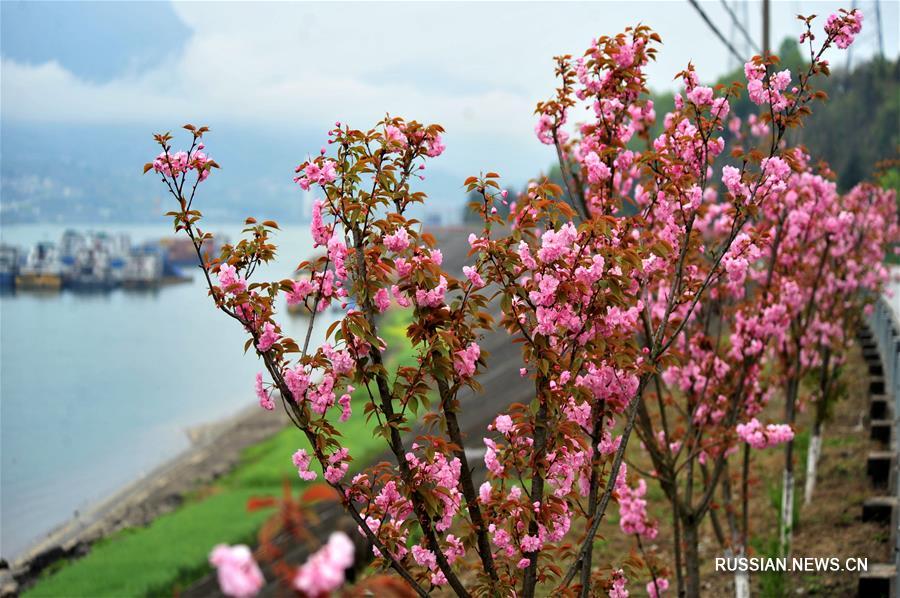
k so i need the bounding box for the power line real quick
[741,0,751,57]
[720,0,761,55]
[687,0,745,64]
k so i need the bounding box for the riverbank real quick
[5,403,290,594]
[19,412,389,598]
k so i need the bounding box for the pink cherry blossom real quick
[479,481,492,503]
[209,544,264,598]
[338,388,353,422]
[454,342,481,378]
[153,150,189,177]
[218,263,247,294]
[255,373,274,411]
[384,228,410,253]
[426,134,446,157]
[462,265,485,288]
[325,448,350,484]
[618,479,658,539]
[292,448,317,481]
[384,125,407,146]
[493,414,513,435]
[825,10,863,49]
[647,577,669,598]
[483,438,504,475]
[583,152,611,184]
[736,418,794,449]
[284,366,310,402]
[256,322,279,352]
[286,278,315,306]
[686,85,714,107]
[293,532,355,596]
[310,200,332,247]
[414,275,448,308]
[609,569,629,598]
[374,288,391,313]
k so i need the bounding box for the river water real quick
[0,223,322,559]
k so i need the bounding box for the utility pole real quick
[875,0,885,58]
[728,0,738,69]
[762,0,770,56]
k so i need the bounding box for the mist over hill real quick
[3,38,895,227]
[0,123,468,226]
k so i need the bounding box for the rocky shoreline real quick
[3,405,291,596]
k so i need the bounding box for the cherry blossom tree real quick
[800,183,898,507]
[144,9,887,598]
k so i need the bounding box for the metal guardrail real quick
[867,295,900,574]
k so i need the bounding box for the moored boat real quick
[122,248,164,289]
[16,243,63,291]
[0,244,20,289]
[64,245,116,291]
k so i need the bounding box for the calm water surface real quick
[0,223,325,559]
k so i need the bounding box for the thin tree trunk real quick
[721,461,750,598]
[738,445,751,598]
[673,500,685,597]
[721,546,750,598]
[779,467,795,556]
[579,413,605,596]
[734,556,750,598]
[734,443,750,598]
[741,444,750,548]
[522,386,550,598]
[779,377,798,557]
[805,350,831,505]
[683,519,702,598]
[803,420,823,505]
[435,378,499,589]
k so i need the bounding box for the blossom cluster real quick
[736,418,795,449]
[617,478,658,539]
[293,532,355,596]
[208,544,264,598]
[151,145,215,181]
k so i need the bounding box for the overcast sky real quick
[1,1,897,213]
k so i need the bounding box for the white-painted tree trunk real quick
[728,547,750,598]
[734,568,750,598]
[804,430,823,505]
[779,469,794,557]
